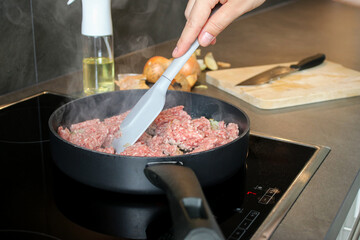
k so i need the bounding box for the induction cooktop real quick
[0,92,330,240]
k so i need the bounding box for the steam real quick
[60,90,147,128]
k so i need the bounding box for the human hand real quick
[172,0,265,58]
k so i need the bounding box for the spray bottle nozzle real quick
[67,0,113,37]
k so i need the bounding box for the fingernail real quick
[199,32,215,46]
[172,46,178,57]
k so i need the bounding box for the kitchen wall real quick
[0,0,188,95]
[0,0,287,96]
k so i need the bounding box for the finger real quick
[211,38,217,45]
[197,3,238,47]
[172,0,219,58]
[198,0,265,47]
[184,0,196,19]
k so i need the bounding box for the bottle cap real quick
[68,0,113,37]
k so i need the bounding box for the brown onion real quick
[143,55,200,87]
[179,54,201,77]
[143,56,171,83]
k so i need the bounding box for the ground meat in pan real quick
[58,106,239,157]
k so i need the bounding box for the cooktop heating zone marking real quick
[227,210,260,240]
[258,187,280,205]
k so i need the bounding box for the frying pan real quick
[49,90,250,240]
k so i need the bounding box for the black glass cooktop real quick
[0,92,330,240]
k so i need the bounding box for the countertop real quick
[1,0,360,239]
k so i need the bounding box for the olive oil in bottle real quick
[83,57,114,95]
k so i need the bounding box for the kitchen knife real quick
[236,53,326,86]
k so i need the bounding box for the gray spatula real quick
[112,40,200,153]
[113,4,221,153]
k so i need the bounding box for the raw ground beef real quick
[58,106,239,157]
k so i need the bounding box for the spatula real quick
[112,40,200,153]
[113,5,221,153]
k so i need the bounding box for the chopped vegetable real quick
[209,118,219,130]
[217,61,231,68]
[194,85,208,89]
[195,49,201,56]
[204,52,218,70]
[186,74,198,87]
[197,59,207,71]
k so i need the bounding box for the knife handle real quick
[290,53,326,70]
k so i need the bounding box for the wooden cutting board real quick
[206,61,360,109]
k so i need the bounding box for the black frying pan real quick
[49,90,250,239]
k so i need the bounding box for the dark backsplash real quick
[0,0,287,96]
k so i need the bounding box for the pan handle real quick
[144,163,224,240]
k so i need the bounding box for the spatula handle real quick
[162,40,200,81]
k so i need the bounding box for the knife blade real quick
[236,53,326,86]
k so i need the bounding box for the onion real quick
[179,54,201,77]
[171,74,191,92]
[143,56,171,83]
[143,54,200,87]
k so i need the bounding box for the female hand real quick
[172,0,265,58]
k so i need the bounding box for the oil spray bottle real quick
[68,0,115,95]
